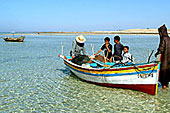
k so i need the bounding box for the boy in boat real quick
[70,35,87,58]
[110,36,124,63]
[121,46,134,64]
[94,37,112,60]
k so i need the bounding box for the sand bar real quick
[1,29,170,36]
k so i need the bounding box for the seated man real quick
[70,35,92,65]
[121,46,134,64]
[94,37,112,60]
[70,35,86,58]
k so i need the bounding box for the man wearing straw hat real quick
[70,35,87,58]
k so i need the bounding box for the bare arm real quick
[94,49,102,56]
[106,46,111,53]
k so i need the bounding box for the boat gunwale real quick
[63,58,158,72]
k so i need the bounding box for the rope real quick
[147,50,154,63]
[109,56,157,76]
[133,63,157,76]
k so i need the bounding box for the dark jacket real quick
[101,43,112,59]
[156,24,170,86]
[113,43,124,61]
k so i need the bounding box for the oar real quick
[91,59,105,66]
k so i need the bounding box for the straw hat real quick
[76,35,86,43]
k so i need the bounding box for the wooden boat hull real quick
[59,55,160,95]
[83,82,157,95]
[3,37,24,42]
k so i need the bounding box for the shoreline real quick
[1,29,170,36]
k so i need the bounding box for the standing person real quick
[94,37,112,60]
[110,36,124,63]
[70,35,86,58]
[155,24,170,89]
[121,46,134,64]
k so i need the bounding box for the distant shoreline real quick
[1,29,170,36]
[36,29,170,35]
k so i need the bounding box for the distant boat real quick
[3,36,25,42]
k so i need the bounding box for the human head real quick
[76,35,86,43]
[114,36,120,44]
[123,46,129,53]
[104,37,110,44]
[158,24,169,39]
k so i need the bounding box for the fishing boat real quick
[58,55,161,95]
[3,36,25,42]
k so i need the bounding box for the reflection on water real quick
[0,35,170,112]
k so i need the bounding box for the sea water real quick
[0,34,170,113]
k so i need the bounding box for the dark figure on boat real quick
[110,36,124,63]
[94,37,112,60]
[155,24,170,89]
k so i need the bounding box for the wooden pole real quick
[91,43,94,55]
[103,51,108,65]
[103,51,106,65]
[61,42,65,56]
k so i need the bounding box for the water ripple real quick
[0,35,169,112]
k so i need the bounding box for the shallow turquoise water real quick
[0,34,170,113]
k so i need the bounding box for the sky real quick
[0,0,170,32]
